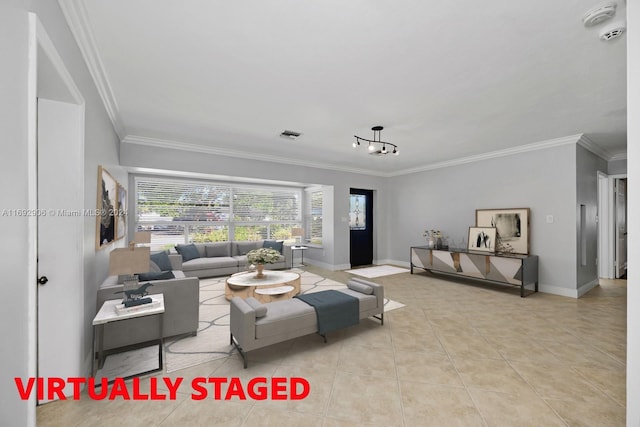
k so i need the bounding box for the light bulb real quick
[368,143,375,151]
[381,145,387,154]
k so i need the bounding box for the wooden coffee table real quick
[225,270,301,303]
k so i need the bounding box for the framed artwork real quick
[349,194,366,230]
[96,166,117,249]
[468,227,497,253]
[476,208,530,254]
[115,182,127,241]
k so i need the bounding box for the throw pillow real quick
[175,244,201,262]
[262,240,284,254]
[205,242,231,257]
[150,250,173,271]
[148,261,162,273]
[236,241,259,256]
[137,271,175,281]
[347,280,373,295]
[245,297,268,317]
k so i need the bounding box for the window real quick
[135,177,302,250]
[305,188,323,245]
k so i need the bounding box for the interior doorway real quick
[597,172,628,279]
[349,188,373,267]
[30,15,86,403]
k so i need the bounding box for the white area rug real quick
[163,269,405,373]
[345,265,411,278]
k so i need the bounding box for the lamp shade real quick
[134,231,151,244]
[291,228,304,237]
[109,247,150,276]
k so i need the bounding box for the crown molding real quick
[608,152,627,161]
[122,135,386,177]
[577,134,612,160]
[389,134,583,177]
[58,0,124,138]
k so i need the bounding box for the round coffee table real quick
[225,270,301,303]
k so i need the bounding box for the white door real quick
[37,98,85,403]
[615,179,627,278]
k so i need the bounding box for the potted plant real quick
[246,247,281,278]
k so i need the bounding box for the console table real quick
[410,246,538,297]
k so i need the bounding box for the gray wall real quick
[120,143,388,269]
[576,144,607,293]
[387,143,579,296]
[1,2,121,425]
[608,158,627,175]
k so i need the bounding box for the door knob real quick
[38,276,49,285]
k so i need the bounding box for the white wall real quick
[120,142,388,269]
[576,144,607,294]
[387,143,579,296]
[0,2,121,425]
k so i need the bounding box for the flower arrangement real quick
[246,247,281,265]
[423,229,442,240]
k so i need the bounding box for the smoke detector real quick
[582,2,617,27]
[599,21,626,41]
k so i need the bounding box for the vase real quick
[255,264,265,279]
[427,238,435,249]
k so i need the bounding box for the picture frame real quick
[96,166,117,249]
[115,182,127,241]
[476,208,530,255]
[468,226,497,253]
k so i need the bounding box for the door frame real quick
[597,171,627,278]
[28,13,85,403]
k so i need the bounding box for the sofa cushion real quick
[182,256,238,271]
[175,244,201,262]
[205,242,231,257]
[150,250,173,271]
[138,271,175,281]
[244,297,268,318]
[262,240,284,254]
[336,288,378,312]
[255,299,317,339]
[234,241,261,256]
[347,280,373,295]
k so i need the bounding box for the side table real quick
[290,245,308,268]
[92,293,165,379]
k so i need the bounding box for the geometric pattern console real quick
[410,246,539,297]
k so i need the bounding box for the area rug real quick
[164,269,405,373]
[345,265,410,278]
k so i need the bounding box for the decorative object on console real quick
[423,229,444,249]
[246,247,281,278]
[468,227,497,253]
[352,126,399,156]
[476,208,530,255]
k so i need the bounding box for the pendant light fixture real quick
[353,126,399,156]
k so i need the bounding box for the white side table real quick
[92,293,165,379]
[291,246,308,268]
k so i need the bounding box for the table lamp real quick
[292,227,304,245]
[108,232,151,306]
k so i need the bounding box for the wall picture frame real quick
[468,226,497,253]
[96,166,117,249]
[476,207,530,255]
[115,182,127,241]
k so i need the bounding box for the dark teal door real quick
[349,188,373,267]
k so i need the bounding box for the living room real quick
[1,1,638,426]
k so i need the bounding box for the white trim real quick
[577,279,600,298]
[609,152,628,161]
[26,13,38,427]
[538,284,578,298]
[58,0,124,137]
[578,135,612,160]
[124,133,590,178]
[598,171,615,279]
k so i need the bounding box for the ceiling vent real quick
[599,22,626,41]
[280,130,302,140]
[582,2,617,27]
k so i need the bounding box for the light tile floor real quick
[37,267,627,426]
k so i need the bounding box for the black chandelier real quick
[353,126,399,155]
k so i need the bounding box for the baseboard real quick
[577,279,600,297]
[538,284,579,298]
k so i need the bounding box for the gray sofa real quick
[97,271,199,351]
[230,277,384,367]
[170,241,292,278]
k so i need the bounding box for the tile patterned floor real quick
[37,267,627,426]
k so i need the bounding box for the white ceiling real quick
[60,0,627,176]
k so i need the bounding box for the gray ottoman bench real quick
[230,278,384,368]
